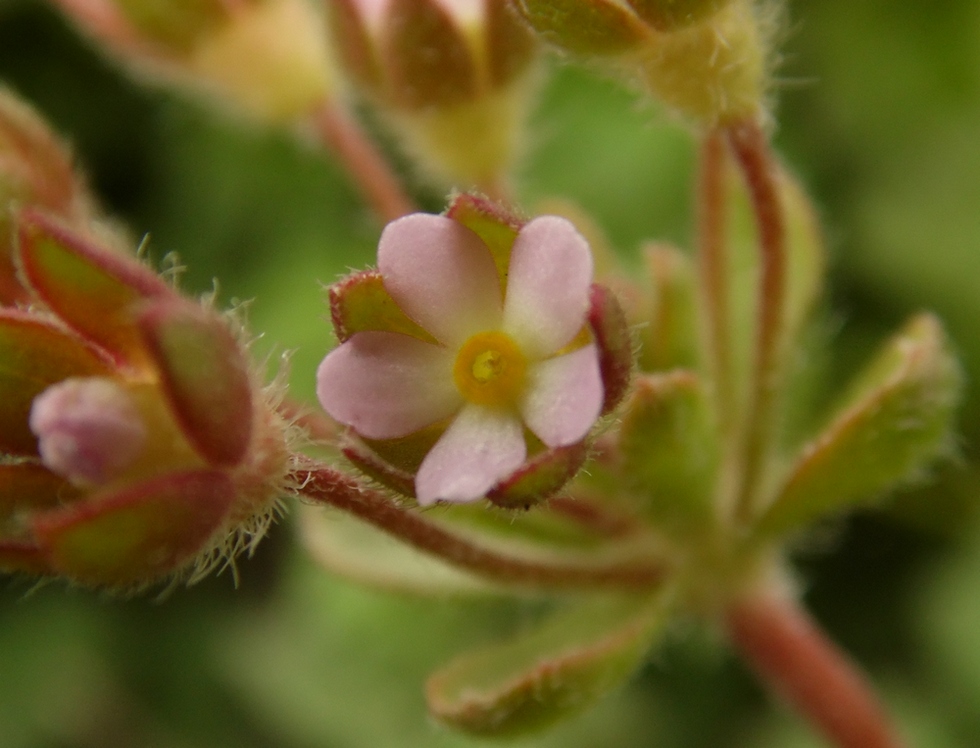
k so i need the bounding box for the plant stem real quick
[696,128,734,432]
[310,102,417,223]
[294,464,668,591]
[726,592,907,748]
[725,119,787,523]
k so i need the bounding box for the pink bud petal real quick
[503,216,594,357]
[317,331,461,439]
[378,214,503,345]
[29,377,146,486]
[415,404,526,505]
[521,345,603,447]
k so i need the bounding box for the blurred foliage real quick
[0,0,979,745]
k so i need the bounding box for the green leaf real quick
[299,505,501,597]
[755,314,962,536]
[618,370,718,530]
[426,593,667,737]
[637,243,699,372]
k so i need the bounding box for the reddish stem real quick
[726,592,907,748]
[725,120,787,522]
[310,102,416,223]
[294,464,668,591]
[696,129,734,428]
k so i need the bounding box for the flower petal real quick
[379,214,502,345]
[522,345,603,447]
[416,404,526,505]
[503,216,594,357]
[317,331,460,439]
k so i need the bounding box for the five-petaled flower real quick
[317,211,604,505]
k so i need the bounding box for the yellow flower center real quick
[453,331,527,408]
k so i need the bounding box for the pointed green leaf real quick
[756,314,962,536]
[445,193,524,288]
[138,299,252,467]
[618,371,718,530]
[0,310,114,455]
[328,270,436,344]
[300,504,501,597]
[33,469,234,586]
[426,593,667,736]
[637,243,699,371]
[17,210,172,367]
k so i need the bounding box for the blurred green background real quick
[1,0,979,745]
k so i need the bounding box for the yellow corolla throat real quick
[453,330,528,408]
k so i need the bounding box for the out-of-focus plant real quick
[0,1,971,747]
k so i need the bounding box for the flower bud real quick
[327,0,540,187]
[30,377,147,486]
[0,211,293,587]
[53,0,336,122]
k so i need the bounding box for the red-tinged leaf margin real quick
[32,469,234,587]
[588,283,633,415]
[16,209,173,366]
[0,309,116,455]
[138,299,253,467]
[328,270,436,344]
[487,441,589,510]
[446,193,525,289]
[0,461,80,518]
[0,539,49,575]
[426,593,666,737]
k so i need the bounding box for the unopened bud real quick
[30,377,147,486]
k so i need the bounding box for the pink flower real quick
[317,213,604,505]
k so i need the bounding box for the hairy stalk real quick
[295,464,669,591]
[696,129,734,432]
[310,102,417,223]
[726,592,907,748]
[725,119,787,524]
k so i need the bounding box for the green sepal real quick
[0,462,80,520]
[756,314,962,536]
[638,243,699,371]
[626,0,725,30]
[0,310,114,455]
[385,0,477,109]
[342,442,418,497]
[588,282,633,414]
[328,270,435,344]
[487,441,589,509]
[513,0,649,57]
[299,504,501,597]
[32,469,234,587]
[138,299,253,467]
[426,593,667,737]
[16,209,173,368]
[618,370,718,530]
[445,193,524,289]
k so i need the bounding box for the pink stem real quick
[310,102,416,223]
[294,464,668,591]
[726,592,907,748]
[725,120,787,522]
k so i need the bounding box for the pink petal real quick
[378,214,502,345]
[521,345,603,447]
[502,216,594,357]
[415,404,526,505]
[317,331,460,439]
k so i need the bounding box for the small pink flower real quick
[317,213,603,505]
